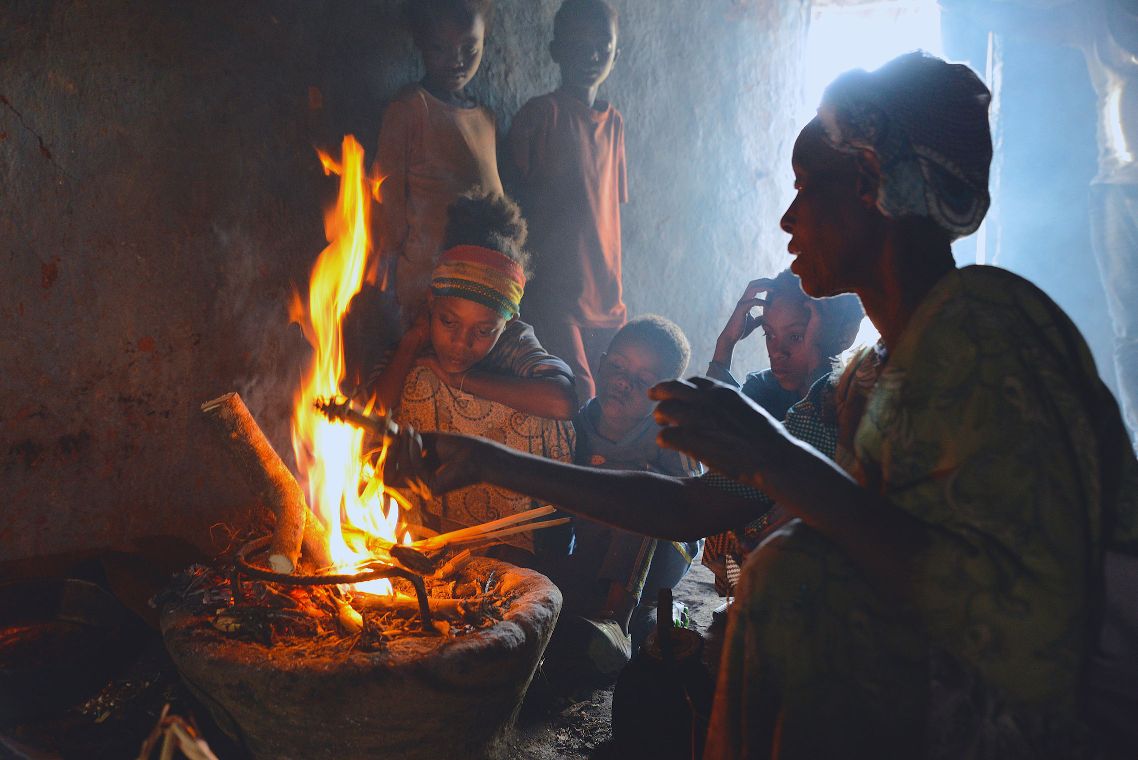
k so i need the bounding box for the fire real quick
[290,135,401,594]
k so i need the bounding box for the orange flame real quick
[290,135,400,594]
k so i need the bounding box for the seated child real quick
[701,269,864,597]
[548,315,702,676]
[506,0,627,402]
[368,189,577,557]
[376,0,504,320]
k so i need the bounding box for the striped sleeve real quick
[479,320,574,380]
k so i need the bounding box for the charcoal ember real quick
[454,581,481,599]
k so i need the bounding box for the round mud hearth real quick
[160,558,561,760]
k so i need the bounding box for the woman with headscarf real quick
[647,52,1138,758]
[412,52,1138,757]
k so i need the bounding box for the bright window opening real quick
[802,0,944,121]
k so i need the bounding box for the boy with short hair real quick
[553,315,702,676]
[506,0,627,402]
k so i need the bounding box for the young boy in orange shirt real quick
[506,0,627,402]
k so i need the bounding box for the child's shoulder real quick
[512,91,625,135]
[381,84,429,126]
[391,82,427,105]
[514,91,561,122]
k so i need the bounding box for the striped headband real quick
[430,245,527,319]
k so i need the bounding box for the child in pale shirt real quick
[376,0,504,320]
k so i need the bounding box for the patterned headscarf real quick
[817,52,993,240]
[430,245,526,319]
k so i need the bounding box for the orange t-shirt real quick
[507,89,628,328]
[374,85,503,313]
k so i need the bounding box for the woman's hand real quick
[713,278,774,365]
[419,432,494,494]
[650,376,797,492]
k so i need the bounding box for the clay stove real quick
[160,552,559,760]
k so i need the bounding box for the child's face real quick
[551,14,618,91]
[419,13,486,94]
[595,338,668,424]
[427,294,508,374]
[762,297,822,394]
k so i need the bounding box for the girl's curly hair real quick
[442,187,532,277]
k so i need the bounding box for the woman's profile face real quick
[780,121,880,299]
[762,297,821,395]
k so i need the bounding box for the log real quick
[201,393,331,573]
[350,593,467,618]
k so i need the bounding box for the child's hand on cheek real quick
[401,309,432,353]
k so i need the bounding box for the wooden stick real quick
[414,505,557,550]
[201,392,331,573]
[432,548,474,579]
[351,593,467,618]
[336,599,364,634]
[441,517,571,547]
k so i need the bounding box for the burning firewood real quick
[335,599,364,634]
[412,505,569,552]
[201,392,331,574]
[314,395,433,497]
[350,591,489,621]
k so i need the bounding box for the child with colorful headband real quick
[368,189,578,553]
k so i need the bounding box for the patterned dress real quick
[384,321,577,553]
[706,266,1138,759]
[396,365,575,552]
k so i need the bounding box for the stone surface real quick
[0,0,807,562]
[160,558,562,760]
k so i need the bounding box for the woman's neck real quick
[859,221,955,351]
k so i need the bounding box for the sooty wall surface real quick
[0,0,806,562]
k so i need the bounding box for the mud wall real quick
[0,0,807,563]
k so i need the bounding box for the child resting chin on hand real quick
[367,189,578,558]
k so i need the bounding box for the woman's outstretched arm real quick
[423,432,766,541]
